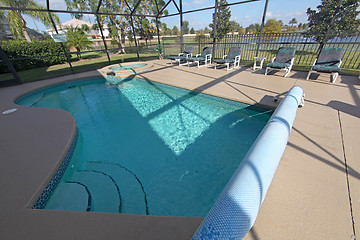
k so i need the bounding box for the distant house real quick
[46,19,110,39]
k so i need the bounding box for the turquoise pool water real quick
[110,63,146,71]
[17,77,272,217]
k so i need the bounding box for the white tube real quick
[192,86,303,239]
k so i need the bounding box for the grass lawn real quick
[1,52,158,83]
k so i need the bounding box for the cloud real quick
[263,10,309,24]
[266,11,273,18]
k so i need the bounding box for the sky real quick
[24,0,322,32]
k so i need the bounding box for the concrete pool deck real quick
[0,59,359,239]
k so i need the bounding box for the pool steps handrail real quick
[192,85,304,239]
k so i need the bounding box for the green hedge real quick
[0,39,68,73]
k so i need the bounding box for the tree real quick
[133,0,168,45]
[164,28,172,35]
[209,0,232,39]
[190,27,195,34]
[195,30,206,42]
[127,29,134,47]
[263,19,282,33]
[289,18,297,31]
[65,26,93,59]
[289,18,297,25]
[172,26,179,36]
[183,21,190,34]
[246,23,261,34]
[204,27,210,34]
[135,18,156,45]
[298,23,303,30]
[0,0,60,41]
[230,20,242,33]
[305,0,360,42]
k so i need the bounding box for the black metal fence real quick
[163,32,360,70]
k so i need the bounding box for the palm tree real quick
[65,26,93,59]
[0,0,60,41]
[289,18,298,30]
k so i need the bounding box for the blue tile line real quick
[32,130,78,209]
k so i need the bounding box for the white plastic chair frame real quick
[306,59,342,83]
[214,54,241,71]
[188,53,212,68]
[265,57,295,77]
[170,52,193,65]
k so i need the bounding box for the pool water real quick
[17,77,272,217]
[110,63,146,71]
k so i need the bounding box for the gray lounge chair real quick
[167,46,193,65]
[214,47,241,71]
[185,47,212,68]
[265,47,296,77]
[306,47,343,83]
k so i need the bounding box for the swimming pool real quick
[16,77,272,217]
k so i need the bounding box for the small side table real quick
[253,57,266,70]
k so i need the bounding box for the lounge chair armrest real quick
[272,57,276,63]
[338,59,342,68]
[196,54,201,57]
[290,57,295,65]
[186,53,192,58]
[311,58,317,67]
[235,55,241,62]
[178,53,184,56]
[223,55,227,59]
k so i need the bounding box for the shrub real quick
[0,39,68,73]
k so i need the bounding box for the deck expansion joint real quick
[337,110,357,239]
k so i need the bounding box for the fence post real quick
[198,37,201,55]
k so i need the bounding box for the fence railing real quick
[163,32,360,70]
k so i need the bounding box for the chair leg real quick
[226,63,230,71]
[265,67,269,75]
[306,70,312,80]
[331,72,339,83]
[284,69,290,77]
[284,67,292,77]
[215,63,217,69]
